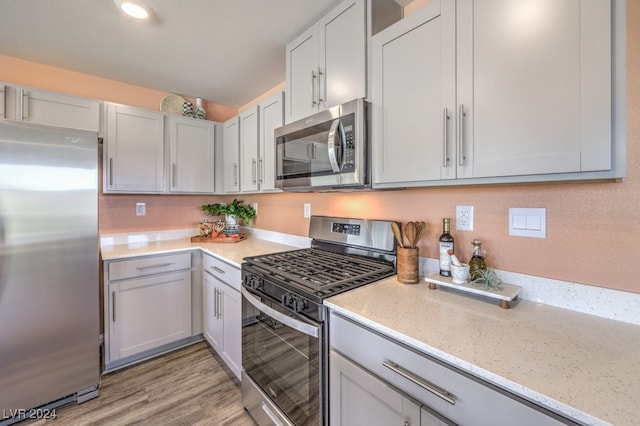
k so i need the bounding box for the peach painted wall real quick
[0,54,237,122]
[1,2,638,296]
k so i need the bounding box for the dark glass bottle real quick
[439,218,454,277]
[469,239,487,280]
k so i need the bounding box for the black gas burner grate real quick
[244,248,395,298]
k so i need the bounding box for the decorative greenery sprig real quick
[470,268,503,291]
[201,199,256,224]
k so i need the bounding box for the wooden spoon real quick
[414,221,426,247]
[391,222,404,248]
[404,221,417,248]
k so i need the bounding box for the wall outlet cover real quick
[456,205,474,231]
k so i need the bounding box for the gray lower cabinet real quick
[329,312,576,426]
[202,253,242,380]
[104,252,194,372]
[331,350,424,425]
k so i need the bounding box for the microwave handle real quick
[327,118,345,173]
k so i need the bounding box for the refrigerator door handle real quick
[0,213,6,301]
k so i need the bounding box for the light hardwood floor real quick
[24,342,256,426]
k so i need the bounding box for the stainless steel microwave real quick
[275,98,369,192]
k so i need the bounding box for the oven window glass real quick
[242,295,321,425]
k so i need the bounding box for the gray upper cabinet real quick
[168,115,216,194]
[457,0,612,179]
[258,91,284,192]
[239,105,260,193]
[222,116,240,193]
[372,0,622,189]
[372,1,456,186]
[104,103,165,193]
[285,0,366,123]
[222,92,284,194]
[2,84,101,134]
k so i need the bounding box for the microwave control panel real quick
[342,124,355,172]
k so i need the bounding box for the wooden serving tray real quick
[190,233,248,244]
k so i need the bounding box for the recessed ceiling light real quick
[114,0,151,20]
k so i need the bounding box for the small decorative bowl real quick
[451,263,470,284]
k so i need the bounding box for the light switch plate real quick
[303,203,311,218]
[509,208,546,238]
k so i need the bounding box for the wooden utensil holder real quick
[397,246,419,284]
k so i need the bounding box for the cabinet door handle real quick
[311,70,317,107]
[112,291,116,322]
[457,104,466,166]
[0,85,5,119]
[382,359,456,405]
[136,262,174,271]
[214,288,219,318]
[252,158,257,184]
[19,89,28,121]
[317,67,324,105]
[109,158,114,186]
[210,266,225,275]
[217,289,223,319]
[233,163,238,187]
[259,158,264,184]
[172,163,177,188]
[443,108,450,167]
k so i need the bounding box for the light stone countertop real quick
[325,278,640,426]
[101,232,639,425]
[100,236,300,267]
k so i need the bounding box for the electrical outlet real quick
[136,202,146,216]
[303,203,311,218]
[456,205,473,231]
[252,202,258,215]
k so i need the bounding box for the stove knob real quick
[293,299,306,313]
[282,293,293,306]
[247,275,263,290]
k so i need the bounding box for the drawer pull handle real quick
[210,266,225,274]
[383,359,456,405]
[136,262,174,270]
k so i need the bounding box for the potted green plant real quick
[201,199,257,226]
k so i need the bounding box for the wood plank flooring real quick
[23,342,256,426]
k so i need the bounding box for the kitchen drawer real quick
[108,252,191,281]
[329,312,572,426]
[203,253,241,291]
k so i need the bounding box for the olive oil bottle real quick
[469,239,487,280]
[438,218,454,276]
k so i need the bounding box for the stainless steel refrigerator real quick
[0,120,100,423]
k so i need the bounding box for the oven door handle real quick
[242,287,319,338]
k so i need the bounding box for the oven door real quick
[241,287,323,425]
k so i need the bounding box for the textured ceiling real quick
[0,0,341,108]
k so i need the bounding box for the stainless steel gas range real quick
[241,216,397,425]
